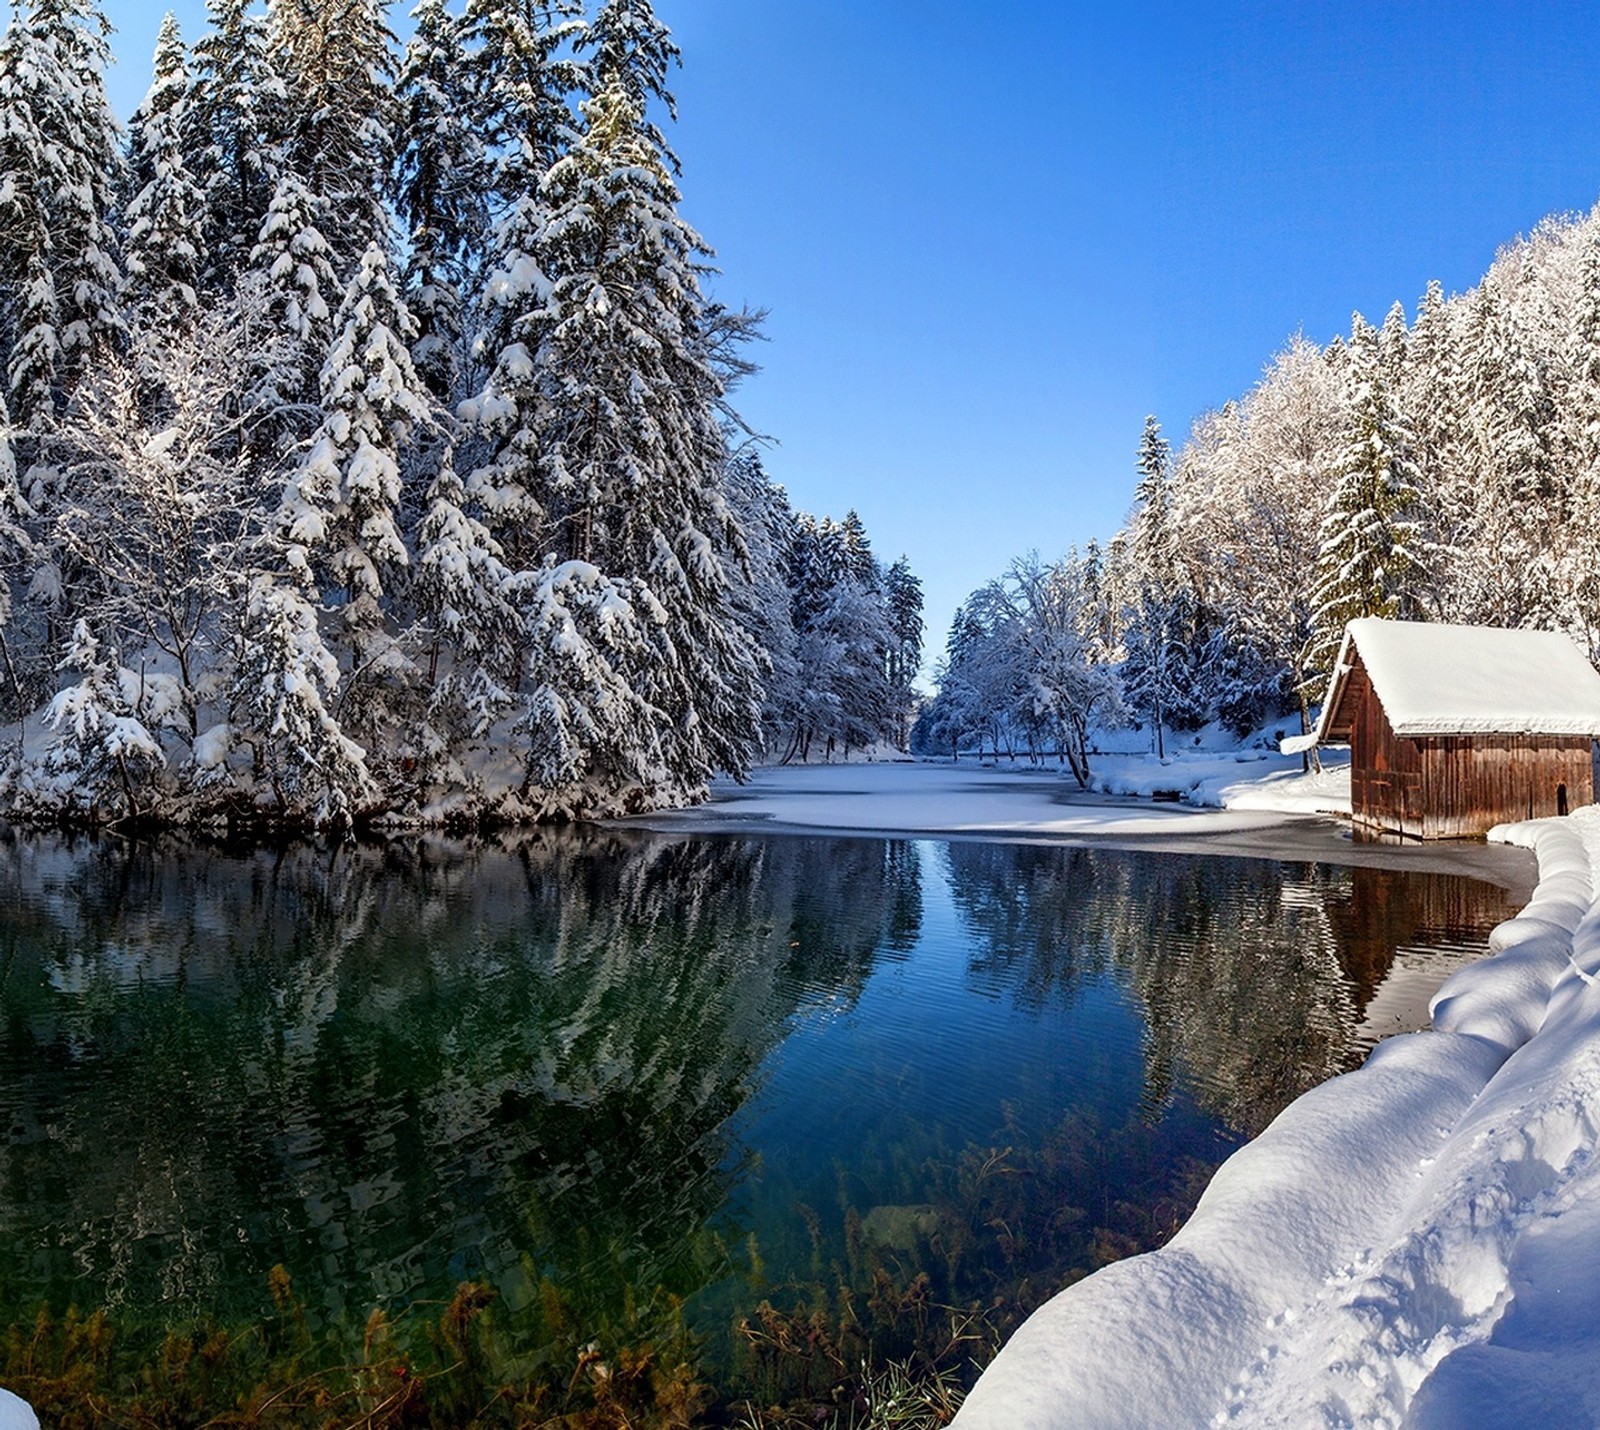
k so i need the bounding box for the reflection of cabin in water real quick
[1294,618,1600,840]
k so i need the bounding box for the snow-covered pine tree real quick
[918,599,985,761]
[461,0,582,209]
[884,555,923,749]
[782,513,894,760]
[457,0,585,558]
[1,252,58,436]
[1121,414,1187,756]
[227,572,374,822]
[269,0,398,269]
[456,0,581,561]
[411,441,518,695]
[395,0,488,401]
[576,0,678,164]
[722,448,799,756]
[21,0,123,388]
[512,556,660,814]
[280,242,432,703]
[190,0,283,288]
[0,15,55,426]
[1563,222,1600,657]
[1130,414,1173,585]
[1304,313,1421,686]
[124,14,206,334]
[1378,299,1408,386]
[0,384,32,726]
[1461,269,1560,626]
[1404,279,1473,617]
[475,33,764,803]
[247,170,341,431]
[42,618,166,820]
[0,0,123,420]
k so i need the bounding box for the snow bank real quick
[0,1389,37,1430]
[955,807,1600,1428]
[1091,749,1351,816]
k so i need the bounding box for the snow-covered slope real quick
[956,807,1600,1428]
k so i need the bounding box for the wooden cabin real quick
[1294,619,1600,840]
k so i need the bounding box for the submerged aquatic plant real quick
[734,1355,968,1429]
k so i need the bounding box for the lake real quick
[0,826,1524,1414]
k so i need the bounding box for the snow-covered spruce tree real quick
[1460,271,1560,627]
[124,14,206,334]
[20,0,123,390]
[723,448,800,756]
[226,572,374,823]
[0,384,34,732]
[1304,314,1422,688]
[190,0,283,288]
[884,555,923,749]
[269,0,399,270]
[40,619,166,821]
[1562,224,1600,658]
[411,441,518,703]
[278,243,433,746]
[577,0,678,162]
[1403,278,1473,618]
[469,49,764,807]
[1120,414,1202,756]
[246,169,341,435]
[779,512,895,762]
[395,0,488,401]
[457,0,584,562]
[462,0,582,208]
[917,600,985,761]
[511,556,662,815]
[0,0,123,422]
[0,46,57,428]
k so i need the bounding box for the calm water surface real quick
[0,827,1521,1380]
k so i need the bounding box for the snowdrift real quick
[955,807,1600,1428]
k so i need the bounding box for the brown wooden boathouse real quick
[1299,619,1600,840]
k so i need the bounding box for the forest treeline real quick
[918,207,1600,776]
[0,0,922,828]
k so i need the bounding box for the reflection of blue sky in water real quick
[0,830,1519,1375]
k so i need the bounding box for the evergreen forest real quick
[919,212,1600,774]
[0,0,924,827]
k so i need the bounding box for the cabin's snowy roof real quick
[1318,618,1600,741]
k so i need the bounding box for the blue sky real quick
[98,1,1600,677]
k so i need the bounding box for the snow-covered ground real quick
[628,756,1316,839]
[954,803,1600,1429]
[621,754,1528,892]
[0,1389,36,1430]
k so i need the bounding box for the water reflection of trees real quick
[943,844,1516,1136]
[0,828,921,1346]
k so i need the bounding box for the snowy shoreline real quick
[952,804,1600,1427]
[619,759,1535,897]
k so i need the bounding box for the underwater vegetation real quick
[1,1104,1216,1428]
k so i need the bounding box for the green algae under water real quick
[0,827,1524,1418]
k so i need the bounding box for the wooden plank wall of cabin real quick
[1350,665,1424,836]
[1419,736,1596,838]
